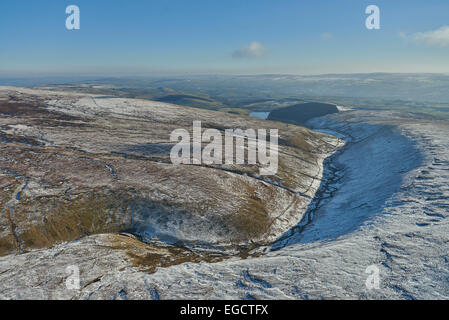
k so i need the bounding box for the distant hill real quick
[268,102,338,125]
[153,94,224,110]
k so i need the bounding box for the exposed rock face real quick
[0,86,341,261]
[268,102,339,125]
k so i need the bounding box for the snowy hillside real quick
[1,87,447,299]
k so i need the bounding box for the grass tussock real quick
[287,133,315,162]
[0,177,21,255]
[106,234,224,273]
[16,191,132,250]
[277,159,299,190]
[0,235,15,256]
[231,180,271,242]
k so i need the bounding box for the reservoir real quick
[249,111,270,120]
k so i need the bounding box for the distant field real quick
[26,74,449,121]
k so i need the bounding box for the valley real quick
[1,86,447,299]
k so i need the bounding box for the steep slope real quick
[0,87,341,259]
[2,108,448,300]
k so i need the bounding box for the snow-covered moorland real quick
[1,87,448,299]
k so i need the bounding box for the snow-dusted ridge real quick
[0,86,341,250]
[0,86,344,299]
[1,87,448,299]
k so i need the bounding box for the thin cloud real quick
[408,25,449,47]
[232,42,267,58]
[320,32,333,40]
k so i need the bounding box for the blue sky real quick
[1,0,449,76]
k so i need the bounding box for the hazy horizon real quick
[1,71,449,79]
[2,0,449,76]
